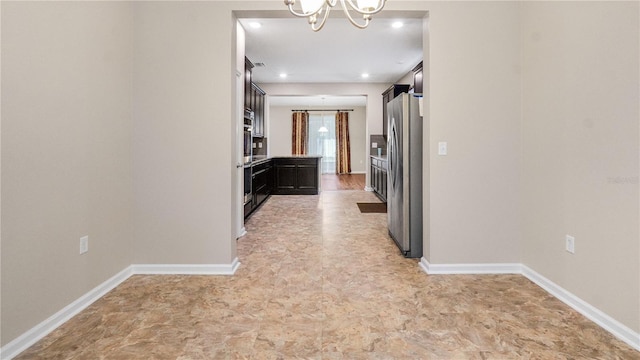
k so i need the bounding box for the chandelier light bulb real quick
[299,0,325,14]
[356,0,380,11]
[285,0,386,31]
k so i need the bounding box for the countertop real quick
[370,154,388,161]
[270,155,322,159]
[250,155,322,166]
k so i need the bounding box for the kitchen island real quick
[245,155,321,219]
[271,156,322,195]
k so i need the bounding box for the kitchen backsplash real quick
[370,135,386,156]
[253,137,267,156]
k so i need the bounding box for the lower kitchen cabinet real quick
[274,164,296,190]
[251,159,273,212]
[244,200,253,218]
[370,156,388,202]
[273,157,320,195]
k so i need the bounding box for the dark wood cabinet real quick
[251,83,266,138]
[273,157,320,195]
[244,57,254,111]
[296,165,318,191]
[245,159,273,219]
[370,156,388,202]
[382,84,410,137]
[252,159,273,209]
[244,200,253,218]
[275,164,296,190]
[245,57,266,138]
[412,61,423,94]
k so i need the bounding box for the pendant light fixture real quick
[284,0,386,32]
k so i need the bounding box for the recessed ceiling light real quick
[392,21,404,29]
[279,73,287,79]
[249,22,262,29]
[361,73,370,79]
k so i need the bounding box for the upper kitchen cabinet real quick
[244,56,266,138]
[412,61,423,94]
[251,83,266,138]
[244,57,254,110]
[382,84,410,137]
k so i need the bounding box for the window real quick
[308,113,335,174]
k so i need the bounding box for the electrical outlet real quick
[565,235,575,254]
[372,142,378,148]
[80,236,89,255]
[438,142,448,155]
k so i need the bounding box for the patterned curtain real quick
[291,111,308,155]
[335,111,351,174]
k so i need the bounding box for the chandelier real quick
[284,0,386,32]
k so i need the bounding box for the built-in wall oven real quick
[243,108,254,207]
[243,108,254,165]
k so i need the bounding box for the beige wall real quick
[132,1,237,265]
[268,106,294,157]
[268,105,368,173]
[426,2,522,264]
[1,2,134,344]
[521,1,640,332]
[349,107,367,174]
[262,83,389,132]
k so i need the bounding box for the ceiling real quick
[238,10,424,108]
[269,95,367,108]
[239,15,424,85]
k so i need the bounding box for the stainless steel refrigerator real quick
[387,93,423,258]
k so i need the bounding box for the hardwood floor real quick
[321,173,365,191]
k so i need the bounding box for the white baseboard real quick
[0,257,241,360]
[350,171,366,174]
[364,186,373,191]
[0,266,134,360]
[132,257,240,275]
[420,257,640,352]
[419,257,520,274]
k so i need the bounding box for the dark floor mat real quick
[357,202,387,213]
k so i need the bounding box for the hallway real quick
[15,191,637,358]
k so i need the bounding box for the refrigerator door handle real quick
[389,119,399,190]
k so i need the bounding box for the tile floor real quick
[15,191,639,359]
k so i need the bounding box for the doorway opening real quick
[308,112,336,174]
[233,10,428,236]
